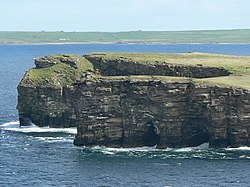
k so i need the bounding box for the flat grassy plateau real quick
[23,52,250,90]
[89,52,250,89]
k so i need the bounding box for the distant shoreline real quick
[1,29,250,44]
[1,41,250,45]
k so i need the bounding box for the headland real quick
[17,52,250,148]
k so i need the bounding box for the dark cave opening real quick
[143,121,161,146]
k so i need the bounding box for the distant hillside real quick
[1,29,250,44]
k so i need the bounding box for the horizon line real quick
[1,28,250,33]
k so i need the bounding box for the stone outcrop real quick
[17,52,250,148]
[17,54,94,127]
[34,57,58,68]
[84,54,230,78]
[73,78,250,148]
[18,86,77,128]
[34,55,81,69]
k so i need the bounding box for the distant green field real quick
[1,29,250,44]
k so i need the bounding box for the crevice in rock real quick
[121,129,125,147]
[143,121,161,146]
[19,115,33,126]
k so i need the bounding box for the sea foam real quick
[0,121,77,134]
[88,142,209,155]
[225,146,250,151]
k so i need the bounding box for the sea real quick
[0,44,250,187]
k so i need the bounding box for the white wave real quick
[0,121,77,134]
[105,145,159,152]
[35,136,74,142]
[174,147,193,152]
[0,121,19,127]
[88,142,209,154]
[174,142,209,152]
[195,142,210,149]
[91,145,161,153]
[225,146,250,151]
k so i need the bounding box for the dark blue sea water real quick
[1,44,250,187]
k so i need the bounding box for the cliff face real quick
[17,54,93,127]
[18,86,77,127]
[73,78,250,148]
[17,52,250,148]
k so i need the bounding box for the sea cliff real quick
[17,52,250,148]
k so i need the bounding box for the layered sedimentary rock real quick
[73,78,250,148]
[84,53,230,78]
[17,52,250,148]
[18,86,77,128]
[17,54,93,127]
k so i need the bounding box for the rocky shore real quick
[17,52,250,148]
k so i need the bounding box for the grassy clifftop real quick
[89,52,250,74]
[86,52,250,89]
[2,29,250,44]
[20,52,250,90]
[20,54,94,87]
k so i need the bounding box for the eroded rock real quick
[17,53,250,148]
[34,57,58,68]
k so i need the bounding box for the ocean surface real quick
[0,44,250,187]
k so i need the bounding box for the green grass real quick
[193,74,250,90]
[88,52,250,89]
[21,54,93,87]
[2,29,250,44]
[21,52,250,90]
[89,52,250,74]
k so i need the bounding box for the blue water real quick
[1,44,250,186]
